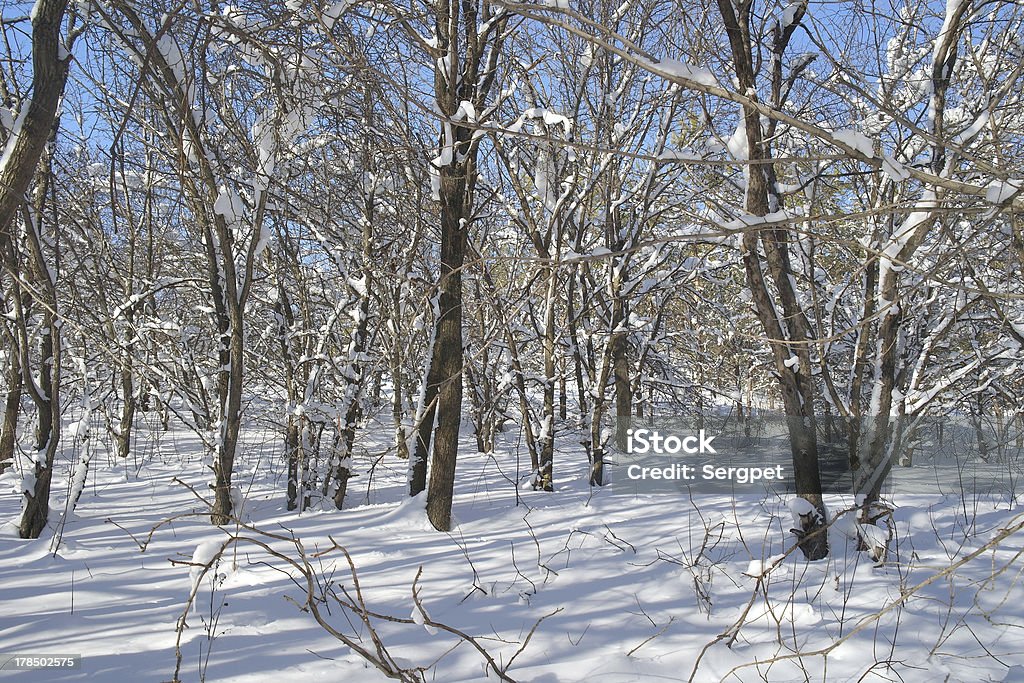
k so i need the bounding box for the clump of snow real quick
[985,179,1021,205]
[745,554,785,578]
[934,0,969,66]
[156,34,187,88]
[780,0,803,27]
[66,418,91,443]
[858,523,888,562]
[213,185,245,226]
[788,496,822,529]
[377,492,435,531]
[881,155,910,182]
[229,486,247,522]
[954,109,989,144]
[520,107,572,135]
[649,58,717,87]
[411,601,438,635]
[189,538,224,594]
[726,119,748,160]
[833,129,875,158]
[658,149,701,161]
[789,497,817,516]
[320,0,349,29]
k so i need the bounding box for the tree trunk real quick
[409,342,438,497]
[0,347,21,472]
[425,163,467,531]
[538,264,557,491]
[6,0,73,539]
[612,322,631,450]
[419,0,506,529]
[20,310,61,539]
[211,313,244,525]
[116,322,136,459]
[285,418,301,511]
[717,0,827,559]
[566,268,589,419]
[390,288,410,461]
[331,407,357,509]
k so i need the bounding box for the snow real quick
[721,208,801,231]
[347,275,368,297]
[781,0,802,27]
[646,58,718,87]
[189,538,224,594]
[833,129,875,158]
[726,118,748,160]
[65,418,90,442]
[985,179,1022,204]
[229,486,247,522]
[453,100,477,123]
[517,106,572,135]
[1004,665,1024,682]
[857,522,888,560]
[213,185,245,226]
[534,150,557,212]
[881,188,937,260]
[320,1,349,30]
[410,601,437,635]
[252,223,272,258]
[1,422,1022,682]
[788,495,818,517]
[881,154,910,182]
[934,0,969,65]
[658,148,701,161]
[954,109,990,144]
[0,106,15,132]
[611,0,632,20]
[745,553,785,578]
[0,97,31,173]
[156,34,187,90]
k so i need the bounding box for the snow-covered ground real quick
[1,419,1022,682]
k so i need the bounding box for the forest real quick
[0,0,1022,680]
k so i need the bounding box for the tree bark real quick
[420,0,507,530]
[425,162,468,530]
[717,0,828,559]
[0,343,21,471]
[2,0,73,540]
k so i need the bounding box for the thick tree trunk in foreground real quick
[211,317,244,525]
[419,0,506,530]
[425,164,468,531]
[717,0,827,559]
[0,0,73,539]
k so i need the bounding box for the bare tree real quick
[0,0,80,539]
